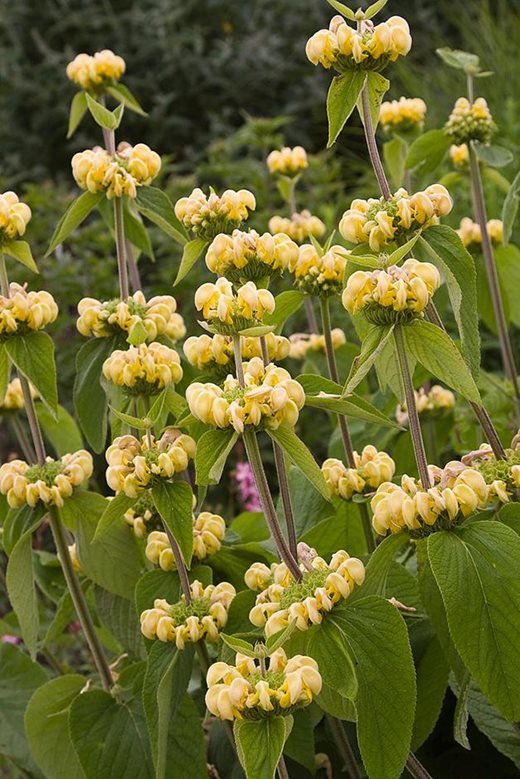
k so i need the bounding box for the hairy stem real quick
[276,755,290,779]
[9,416,36,462]
[125,239,142,293]
[361,82,392,201]
[326,715,363,779]
[113,196,129,300]
[19,376,46,465]
[304,297,319,332]
[0,255,9,295]
[161,520,192,603]
[394,327,432,488]
[406,752,434,779]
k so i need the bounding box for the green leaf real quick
[284,709,316,774]
[453,670,471,750]
[412,634,449,750]
[403,320,481,402]
[305,391,400,428]
[135,187,188,245]
[364,0,389,19]
[94,587,145,658]
[85,93,124,130]
[94,492,134,539]
[436,47,481,73]
[135,569,181,618]
[388,233,421,264]
[37,403,83,456]
[195,428,238,486]
[234,717,292,779]
[3,240,38,273]
[46,191,103,255]
[383,137,408,190]
[5,332,57,415]
[173,237,208,285]
[327,71,366,148]
[123,204,155,260]
[74,335,120,452]
[263,290,306,333]
[265,425,330,500]
[265,619,298,653]
[67,91,88,138]
[325,0,356,20]
[152,480,194,566]
[108,405,149,429]
[428,522,520,720]
[220,633,257,657]
[296,373,343,396]
[472,142,514,168]
[357,71,389,130]
[6,523,41,658]
[69,689,153,779]
[406,129,450,174]
[418,225,480,378]
[502,169,520,244]
[106,83,147,116]
[343,324,394,395]
[350,533,408,602]
[25,675,85,779]
[2,504,44,555]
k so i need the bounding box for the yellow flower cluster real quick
[339,185,453,251]
[183,332,290,375]
[124,491,162,538]
[0,450,93,508]
[342,259,441,323]
[247,551,365,637]
[266,146,308,177]
[140,580,236,648]
[461,442,520,502]
[371,465,494,536]
[0,192,31,243]
[145,511,226,569]
[66,49,125,91]
[396,385,455,425]
[195,278,275,333]
[174,188,256,240]
[449,144,469,168]
[102,342,182,394]
[306,15,411,71]
[268,211,326,245]
[71,143,161,199]
[206,649,322,721]
[290,244,349,297]
[457,217,503,248]
[380,97,426,133]
[0,379,38,411]
[322,446,396,500]
[288,329,346,360]
[445,97,497,145]
[106,430,196,497]
[77,291,185,343]
[206,229,299,283]
[0,283,58,336]
[186,357,305,433]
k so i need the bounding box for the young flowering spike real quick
[174,188,256,240]
[456,217,503,249]
[102,342,183,395]
[461,439,520,502]
[234,461,262,512]
[396,385,455,425]
[77,291,186,343]
[0,192,32,243]
[71,142,161,199]
[246,551,365,637]
[145,511,226,570]
[290,244,349,297]
[449,143,470,169]
[205,229,299,284]
[266,147,308,177]
[342,259,441,325]
[379,97,427,134]
[66,49,126,92]
[268,211,326,245]
[0,450,93,509]
[445,97,497,145]
[186,358,305,433]
[339,185,453,251]
[288,329,346,360]
[205,648,322,721]
[183,332,290,377]
[306,15,411,73]
[105,429,196,498]
[0,283,58,337]
[140,580,236,648]
[0,379,38,412]
[322,445,396,500]
[194,278,275,335]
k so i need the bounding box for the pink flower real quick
[234,461,262,512]
[1,634,20,644]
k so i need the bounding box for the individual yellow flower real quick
[124,491,163,538]
[266,147,308,177]
[322,446,396,500]
[105,429,196,497]
[342,258,441,324]
[0,283,58,337]
[194,278,275,334]
[288,329,346,360]
[205,229,299,283]
[380,97,426,134]
[140,580,236,648]
[456,217,504,248]
[247,550,365,637]
[186,358,305,433]
[145,511,226,569]
[268,211,326,245]
[290,244,348,297]
[102,342,182,394]
[0,450,93,509]
[183,332,289,376]
[0,192,31,243]
[339,185,453,251]
[205,649,322,721]
[445,97,497,145]
[174,188,256,240]
[0,379,38,412]
[396,385,455,424]
[66,49,125,91]
[449,144,469,168]
[77,291,185,343]
[71,143,161,199]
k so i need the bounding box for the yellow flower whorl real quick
[445,97,497,145]
[183,332,289,375]
[174,188,256,240]
[0,191,31,243]
[66,49,126,91]
[380,97,426,133]
[77,291,185,342]
[71,143,161,199]
[0,283,58,337]
[194,278,275,332]
[268,211,326,245]
[0,450,93,508]
[288,329,346,360]
[266,146,308,177]
[206,229,298,283]
[145,511,226,570]
[102,342,183,394]
[457,217,503,248]
[322,446,396,500]
[290,244,348,297]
